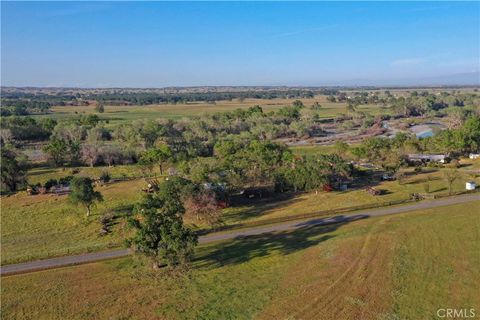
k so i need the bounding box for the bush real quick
[100,171,111,183]
[446,159,460,168]
[44,178,58,189]
[58,175,74,186]
[99,212,114,235]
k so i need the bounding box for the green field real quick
[2,163,479,265]
[2,201,479,319]
[30,96,387,124]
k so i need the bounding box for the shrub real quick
[99,212,114,235]
[446,159,460,168]
[59,175,74,186]
[44,178,58,189]
[100,171,111,183]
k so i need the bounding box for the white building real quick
[466,181,477,191]
[408,154,446,164]
[469,153,480,160]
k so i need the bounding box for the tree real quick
[100,145,121,167]
[326,95,336,103]
[292,100,304,108]
[81,144,100,167]
[461,116,480,152]
[396,172,406,185]
[334,140,349,158]
[139,145,172,175]
[274,154,351,193]
[69,177,103,217]
[79,114,100,127]
[128,178,198,270]
[138,120,161,148]
[443,170,459,195]
[346,101,357,113]
[43,138,67,166]
[183,188,222,227]
[95,102,105,113]
[51,123,85,165]
[311,102,322,110]
[1,148,27,192]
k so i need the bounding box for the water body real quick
[410,122,445,139]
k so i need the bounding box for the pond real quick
[410,122,445,139]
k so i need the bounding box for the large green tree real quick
[461,116,480,152]
[43,138,68,166]
[1,148,27,192]
[128,177,198,270]
[139,144,172,175]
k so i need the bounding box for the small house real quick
[469,153,480,160]
[407,154,447,164]
[466,181,477,191]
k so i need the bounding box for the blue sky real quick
[1,1,479,87]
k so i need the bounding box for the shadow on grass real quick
[196,214,368,268]
[404,176,442,185]
[27,168,59,176]
[404,168,438,177]
[432,187,447,193]
[112,204,135,215]
[223,193,300,224]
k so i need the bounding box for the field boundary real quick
[198,189,479,235]
[2,192,479,276]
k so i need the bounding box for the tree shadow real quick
[404,168,437,177]
[223,193,301,224]
[377,189,392,195]
[112,203,135,215]
[404,176,441,185]
[196,214,368,268]
[348,170,385,189]
[27,168,58,176]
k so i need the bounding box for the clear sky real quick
[1,1,479,87]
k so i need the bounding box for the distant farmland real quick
[30,96,386,124]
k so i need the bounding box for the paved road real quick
[2,193,479,276]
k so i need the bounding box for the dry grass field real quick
[2,201,479,319]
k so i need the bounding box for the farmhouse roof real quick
[407,154,445,161]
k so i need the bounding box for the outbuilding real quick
[407,154,447,164]
[469,153,480,160]
[466,181,477,191]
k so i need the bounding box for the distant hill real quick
[333,72,480,87]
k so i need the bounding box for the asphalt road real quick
[2,193,479,276]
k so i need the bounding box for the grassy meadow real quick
[2,160,479,265]
[2,201,479,319]
[30,96,387,124]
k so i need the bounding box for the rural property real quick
[1,2,479,319]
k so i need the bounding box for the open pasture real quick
[2,201,479,319]
[30,96,386,124]
[2,162,478,265]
